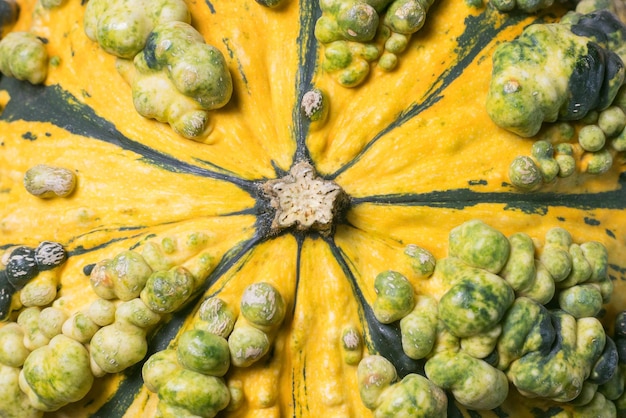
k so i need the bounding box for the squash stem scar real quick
[260,161,349,237]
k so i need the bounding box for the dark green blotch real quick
[570,11,626,112]
[483,349,499,367]
[439,274,514,338]
[562,42,605,120]
[0,0,19,34]
[571,10,626,48]
[588,336,618,385]
[500,297,556,362]
[0,275,14,321]
[585,217,601,226]
[6,246,38,290]
[617,338,626,363]
[615,311,626,338]
[21,132,37,141]
[142,31,160,70]
[83,263,95,276]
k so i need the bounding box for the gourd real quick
[1,0,626,416]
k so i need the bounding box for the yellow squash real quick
[1,0,626,416]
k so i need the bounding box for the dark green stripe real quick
[204,0,216,13]
[352,181,626,213]
[292,0,322,166]
[0,77,257,192]
[327,7,533,180]
[292,234,305,315]
[323,235,424,375]
[299,357,309,417]
[65,208,258,255]
[222,37,249,95]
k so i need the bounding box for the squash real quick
[1,0,626,416]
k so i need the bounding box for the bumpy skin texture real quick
[373,271,415,323]
[490,0,554,13]
[89,250,153,301]
[240,282,286,330]
[448,219,510,274]
[83,0,190,58]
[89,298,161,375]
[195,297,236,339]
[0,324,30,368]
[571,392,617,417]
[507,311,607,402]
[19,271,60,309]
[589,335,619,386]
[357,355,447,416]
[425,350,509,410]
[391,220,621,413]
[175,332,231,394]
[404,244,436,278]
[342,326,364,365]
[158,369,230,418]
[499,232,536,292]
[17,307,51,351]
[508,155,544,191]
[0,364,41,418]
[315,0,435,86]
[1,0,624,416]
[400,295,438,359]
[4,246,38,290]
[227,323,270,367]
[374,373,448,417]
[436,256,514,338]
[486,12,626,137]
[540,227,573,283]
[61,312,100,344]
[140,266,195,313]
[357,355,398,409]
[301,88,329,124]
[19,335,94,412]
[141,281,285,414]
[142,348,231,418]
[117,21,233,140]
[0,32,47,84]
[496,297,555,370]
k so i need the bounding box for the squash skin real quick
[0,31,47,84]
[1,0,626,418]
[486,17,626,137]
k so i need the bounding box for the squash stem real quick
[259,161,349,237]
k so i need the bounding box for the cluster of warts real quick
[359,220,624,415]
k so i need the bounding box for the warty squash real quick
[1,0,626,416]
